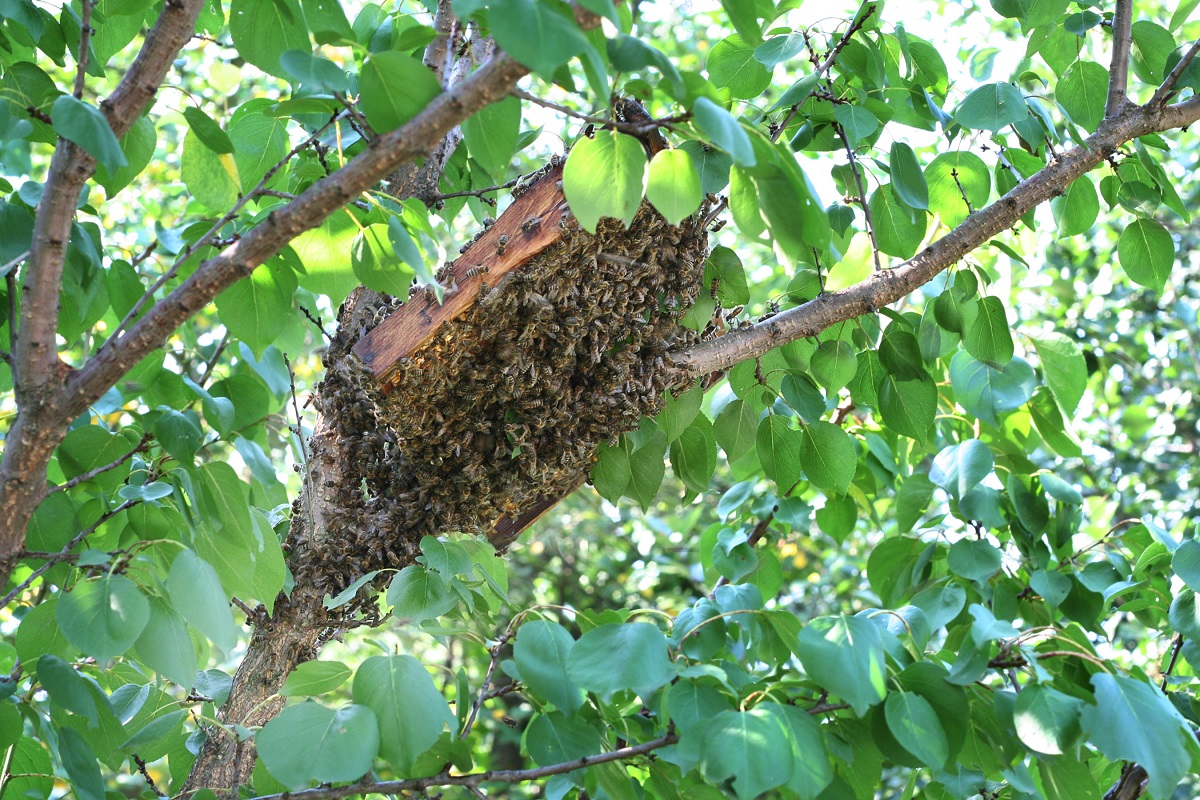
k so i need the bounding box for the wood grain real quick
[352,164,568,390]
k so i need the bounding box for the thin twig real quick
[130,241,157,266]
[0,250,27,280]
[198,330,231,389]
[1161,634,1184,690]
[106,112,350,343]
[950,168,974,214]
[45,433,151,495]
[1105,0,1133,117]
[132,754,167,797]
[510,89,687,137]
[242,733,678,800]
[772,2,877,141]
[0,499,137,609]
[431,175,523,202]
[835,121,882,271]
[1150,38,1200,106]
[461,634,508,739]
[73,0,93,99]
[299,304,331,341]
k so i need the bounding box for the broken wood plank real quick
[352,163,568,390]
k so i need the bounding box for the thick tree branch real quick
[1105,0,1133,117]
[676,98,1200,377]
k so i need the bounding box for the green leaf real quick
[759,702,834,797]
[463,96,520,182]
[563,130,647,233]
[1056,60,1108,130]
[167,550,237,655]
[352,655,454,773]
[51,95,126,173]
[768,71,820,112]
[954,82,1028,132]
[1028,331,1086,415]
[94,115,156,197]
[292,211,361,304]
[869,186,926,259]
[646,148,703,226]
[281,661,353,696]
[796,615,887,716]
[525,712,601,766]
[1174,540,1200,591]
[59,728,105,800]
[386,565,457,622]
[708,34,771,99]
[489,0,588,76]
[257,703,379,789]
[930,439,994,500]
[700,709,794,800]
[810,340,857,393]
[58,425,134,494]
[964,296,1014,366]
[1131,21,1173,84]
[180,130,239,212]
[885,691,948,769]
[926,151,989,228]
[950,352,1036,427]
[889,142,928,210]
[229,101,289,191]
[301,0,354,40]
[591,441,631,502]
[801,421,856,496]
[897,474,936,533]
[946,539,1003,581]
[182,106,233,154]
[671,415,717,493]
[719,0,762,43]
[1050,175,1099,237]
[692,97,755,168]
[1117,217,1174,293]
[714,399,759,462]
[567,623,675,699]
[1169,589,1200,640]
[1079,673,1193,799]
[878,373,937,443]
[191,462,259,599]
[419,536,472,577]
[834,105,880,147]
[133,598,197,688]
[514,620,584,717]
[359,51,442,133]
[351,224,415,298]
[627,432,668,511]
[1015,684,1083,755]
[754,33,805,68]
[37,655,104,725]
[56,574,149,663]
[704,246,749,306]
[228,0,311,78]
[756,414,804,491]
[216,256,298,357]
[279,50,350,92]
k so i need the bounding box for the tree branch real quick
[676,99,1200,377]
[1105,0,1133,117]
[243,733,678,800]
[1150,38,1200,106]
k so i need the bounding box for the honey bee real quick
[496,235,509,255]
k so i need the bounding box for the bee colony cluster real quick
[303,184,711,607]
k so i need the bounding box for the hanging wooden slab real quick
[352,163,568,391]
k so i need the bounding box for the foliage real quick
[2,1,1200,800]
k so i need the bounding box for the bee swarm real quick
[305,186,710,609]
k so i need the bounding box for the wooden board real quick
[352,164,568,390]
